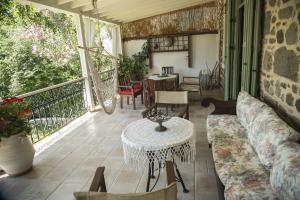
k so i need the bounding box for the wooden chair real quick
[143,79,155,108]
[180,71,202,98]
[162,66,179,90]
[142,91,189,120]
[162,66,174,74]
[73,161,177,200]
[118,75,143,110]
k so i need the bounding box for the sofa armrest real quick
[202,98,237,115]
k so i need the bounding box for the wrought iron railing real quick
[18,78,88,144]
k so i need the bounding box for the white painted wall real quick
[123,34,218,82]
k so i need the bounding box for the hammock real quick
[78,0,120,114]
[85,47,119,114]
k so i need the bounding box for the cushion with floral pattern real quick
[249,107,300,169]
[206,114,247,144]
[212,135,269,186]
[225,182,278,200]
[212,135,277,199]
[236,91,268,132]
[270,142,300,200]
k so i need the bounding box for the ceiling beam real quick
[97,0,199,14]
[21,0,215,25]
[21,0,121,25]
[56,0,74,5]
[123,2,215,22]
[96,0,211,17]
[69,0,91,9]
[102,1,213,22]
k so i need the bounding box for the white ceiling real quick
[21,0,214,24]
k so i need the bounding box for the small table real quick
[121,117,195,192]
[148,74,177,81]
[144,75,177,108]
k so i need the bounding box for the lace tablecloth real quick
[148,74,177,81]
[121,117,195,171]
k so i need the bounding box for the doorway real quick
[224,0,262,100]
[237,2,245,93]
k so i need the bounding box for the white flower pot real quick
[0,133,35,176]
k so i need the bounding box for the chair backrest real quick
[162,66,174,74]
[155,91,188,104]
[118,74,130,86]
[74,182,177,200]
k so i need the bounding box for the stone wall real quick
[260,0,300,126]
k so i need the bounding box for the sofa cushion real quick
[225,183,277,200]
[212,135,277,199]
[249,107,300,169]
[212,135,270,186]
[236,91,267,131]
[270,142,300,200]
[206,114,247,144]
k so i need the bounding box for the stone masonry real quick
[260,0,300,125]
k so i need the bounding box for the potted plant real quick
[118,42,149,81]
[0,96,35,176]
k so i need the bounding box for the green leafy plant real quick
[0,2,83,98]
[0,97,31,138]
[118,41,150,81]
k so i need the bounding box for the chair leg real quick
[127,96,129,105]
[186,109,189,120]
[141,92,144,104]
[199,86,202,96]
[120,96,123,109]
[133,95,136,110]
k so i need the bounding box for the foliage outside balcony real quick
[0,1,81,98]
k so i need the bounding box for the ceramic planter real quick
[0,133,35,176]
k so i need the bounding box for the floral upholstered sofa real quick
[202,91,300,200]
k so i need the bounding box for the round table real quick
[148,74,177,81]
[121,117,195,192]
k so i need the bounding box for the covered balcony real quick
[0,0,300,200]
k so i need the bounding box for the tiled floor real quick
[0,90,222,200]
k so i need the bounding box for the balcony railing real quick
[18,77,88,144]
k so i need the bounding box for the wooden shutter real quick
[250,0,262,96]
[224,0,262,99]
[224,0,236,100]
[240,0,255,92]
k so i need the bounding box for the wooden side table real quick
[144,75,177,108]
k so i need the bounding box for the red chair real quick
[118,75,143,110]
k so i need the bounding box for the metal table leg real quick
[146,160,161,192]
[173,159,189,193]
[151,161,155,178]
[146,162,151,192]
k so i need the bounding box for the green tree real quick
[0,1,81,97]
[8,40,68,95]
[0,1,115,98]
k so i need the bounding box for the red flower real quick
[2,97,23,104]
[3,98,13,104]
[11,97,23,102]
[23,108,31,113]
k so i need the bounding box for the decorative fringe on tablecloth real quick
[122,140,195,172]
